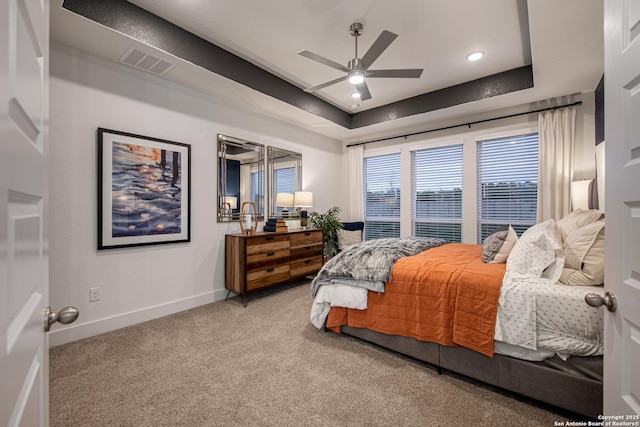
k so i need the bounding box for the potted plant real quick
[308,206,343,259]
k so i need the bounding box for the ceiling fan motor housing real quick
[348,58,363,71]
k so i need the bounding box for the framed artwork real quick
[97,128,191,250]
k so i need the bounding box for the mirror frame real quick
[217,134,265,223]
[267,146,302,219]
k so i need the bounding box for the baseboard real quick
[49,289,225,347]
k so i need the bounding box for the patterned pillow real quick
[482,227,508,263]
[481,226,518,263]
[506,219,565,282]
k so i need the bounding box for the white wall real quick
[48,45,343,346]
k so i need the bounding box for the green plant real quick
[309,206,343,259]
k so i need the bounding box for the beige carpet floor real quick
[50,281,575,426]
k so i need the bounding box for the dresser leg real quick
[225,289,248,307]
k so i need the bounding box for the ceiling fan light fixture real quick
[348,71,365,85]
[466,50,485,62]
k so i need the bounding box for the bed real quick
[310,210,605,419]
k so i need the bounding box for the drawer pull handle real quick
[267,268,275,273]
[266,252,275,256]
[304,232,311,236]
[265,236,274,241]
[305,260,311,264]
[305,246,312,250]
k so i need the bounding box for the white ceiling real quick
[50,0,603,143]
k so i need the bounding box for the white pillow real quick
[559,219,605,286]
[337,229,362,251]
[506,219,565,282]
[557,209,604,238]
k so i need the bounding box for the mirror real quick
[267,146,302,218]
[217,134,265,222]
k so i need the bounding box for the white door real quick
[603,0,640,416]
[0,0,76,425]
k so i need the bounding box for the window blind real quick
[411,144,463,242]
[477,133,538,242]
[364,153,401,240]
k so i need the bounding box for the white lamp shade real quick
[222,196,237,209]
[571,180,592,211]
[294,191,313,208]
[275,192,294,207]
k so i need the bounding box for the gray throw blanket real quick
[311,237,447,298]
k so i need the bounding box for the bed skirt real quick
[341,325,603,419]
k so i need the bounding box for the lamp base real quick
[300,210,308,228]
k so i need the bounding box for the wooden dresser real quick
[225,229,323,305]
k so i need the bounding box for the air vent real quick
[118,47,175,76]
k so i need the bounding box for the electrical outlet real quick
[89,287,101,302]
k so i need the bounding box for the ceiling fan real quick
[298,22,423,101]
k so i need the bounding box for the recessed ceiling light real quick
[350,103,360,110]
[466,51,485,62]
[351,91,361,99]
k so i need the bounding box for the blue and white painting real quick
[111,141,182,237]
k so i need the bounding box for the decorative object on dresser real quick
[239,202,257,235]
[225,229,323,306]
[263,218,288,233]
[294,191,313,228]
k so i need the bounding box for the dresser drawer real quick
[290,256,323,278]
[247,249,290,271]
[246,234,290,255]
[246,265,290,290]
[290,230,322,247]
[290,243,323,261]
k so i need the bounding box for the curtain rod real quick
[346,101,582,147]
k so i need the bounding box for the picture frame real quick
[97,128,191,250]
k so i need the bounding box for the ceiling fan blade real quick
[359,30,398,70]
[355,81,372,101]
[298,50,349,72]
[366,69,423,78]
[304,75,348,93]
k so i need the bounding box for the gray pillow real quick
[482,227,509,263]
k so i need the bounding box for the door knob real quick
[584,292,617,312]
[44,306,79,332]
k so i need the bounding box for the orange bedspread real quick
[326,243,506,357]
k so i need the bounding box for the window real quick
[477,133,538,242]
[364,153,401,240]
[412,144,463,242]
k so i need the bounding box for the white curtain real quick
[537,106,576,221]
[347,145,364,221]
